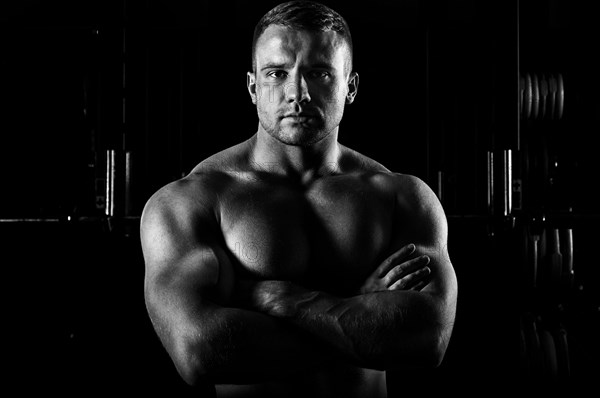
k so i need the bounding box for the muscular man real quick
[141,1,457,397]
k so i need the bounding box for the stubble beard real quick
[257,109,330,147]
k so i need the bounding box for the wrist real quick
[248,280,296,317]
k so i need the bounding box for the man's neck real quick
[249,129,341,183]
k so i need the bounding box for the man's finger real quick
[388,265,431,290]
[376,243,416,277]
[383,255,430,288]
[408,278,430,292]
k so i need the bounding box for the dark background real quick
[1,0,599,394]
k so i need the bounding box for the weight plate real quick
[532,73,540,119]
[540,327,558,376]
[553,327,571,377]
[549,74,557,120]
[540,74,548,120]
[525,73,532,119]
[519,75,525,118]
[560,228,574,293]
[557,73,564,119]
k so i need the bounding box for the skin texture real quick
[141,25,457,398]
[248,26,357,147]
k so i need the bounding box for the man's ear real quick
[247,71,257,104]
[346,71,359,104]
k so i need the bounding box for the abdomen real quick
[215,367,387,398]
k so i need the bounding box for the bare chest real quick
[219,178,394,295]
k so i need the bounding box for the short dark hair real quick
[251,1,353,73]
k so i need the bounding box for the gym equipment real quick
[539,323,558,376]
[519,73,565,120]
[519,75,525,117]
[540,74,548,119]
[524,73,532,119]
[106,149,116,217]
[532,73,539,119]
[548,74,557,120]
[518,65,571,378]
[560,227,574,294]
[557,73,564,119]
[529,227,540,290]
[522,313,543,375]
[552,325,571,377]
[546,228,563,294]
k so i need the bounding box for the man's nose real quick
[284,73,311,104]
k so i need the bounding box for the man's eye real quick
[310,71,330,79]
[267,71,287,79]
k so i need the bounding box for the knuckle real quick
[386,268,403,283]
[383,274,395,288]
[392,264,405,275]
[383,258,394,268]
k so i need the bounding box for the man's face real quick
[248,25,358,146]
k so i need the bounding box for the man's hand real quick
[359,243,431,294]
[235,280,305,317]
[235,243,431,318]
[230,244,439,369]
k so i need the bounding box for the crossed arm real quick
[141,177,457,387]
[234,275,446,372]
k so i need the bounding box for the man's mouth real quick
[285,115,311,121]
[282,113,316,122]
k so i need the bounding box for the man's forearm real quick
[242,281,447,370]
[183,305,339,385]
[148,285,340,386]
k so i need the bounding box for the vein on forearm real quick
[282,288,436,369]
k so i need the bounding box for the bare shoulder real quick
[338,144,391,174]
[139,178,214,273]
[141,174,217,231]
[338,145,439,206]
[341,150,455,300]
[372,171,455,304]
[339,145,448,248]
[388,173,441,211]
[188,138,252,177]
[142,139,251,225]
[387,173,448,240]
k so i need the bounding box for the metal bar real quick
[106,149,116,217]
[0,218,61,223]
[487,151,494,215]
[504,149,513,216]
